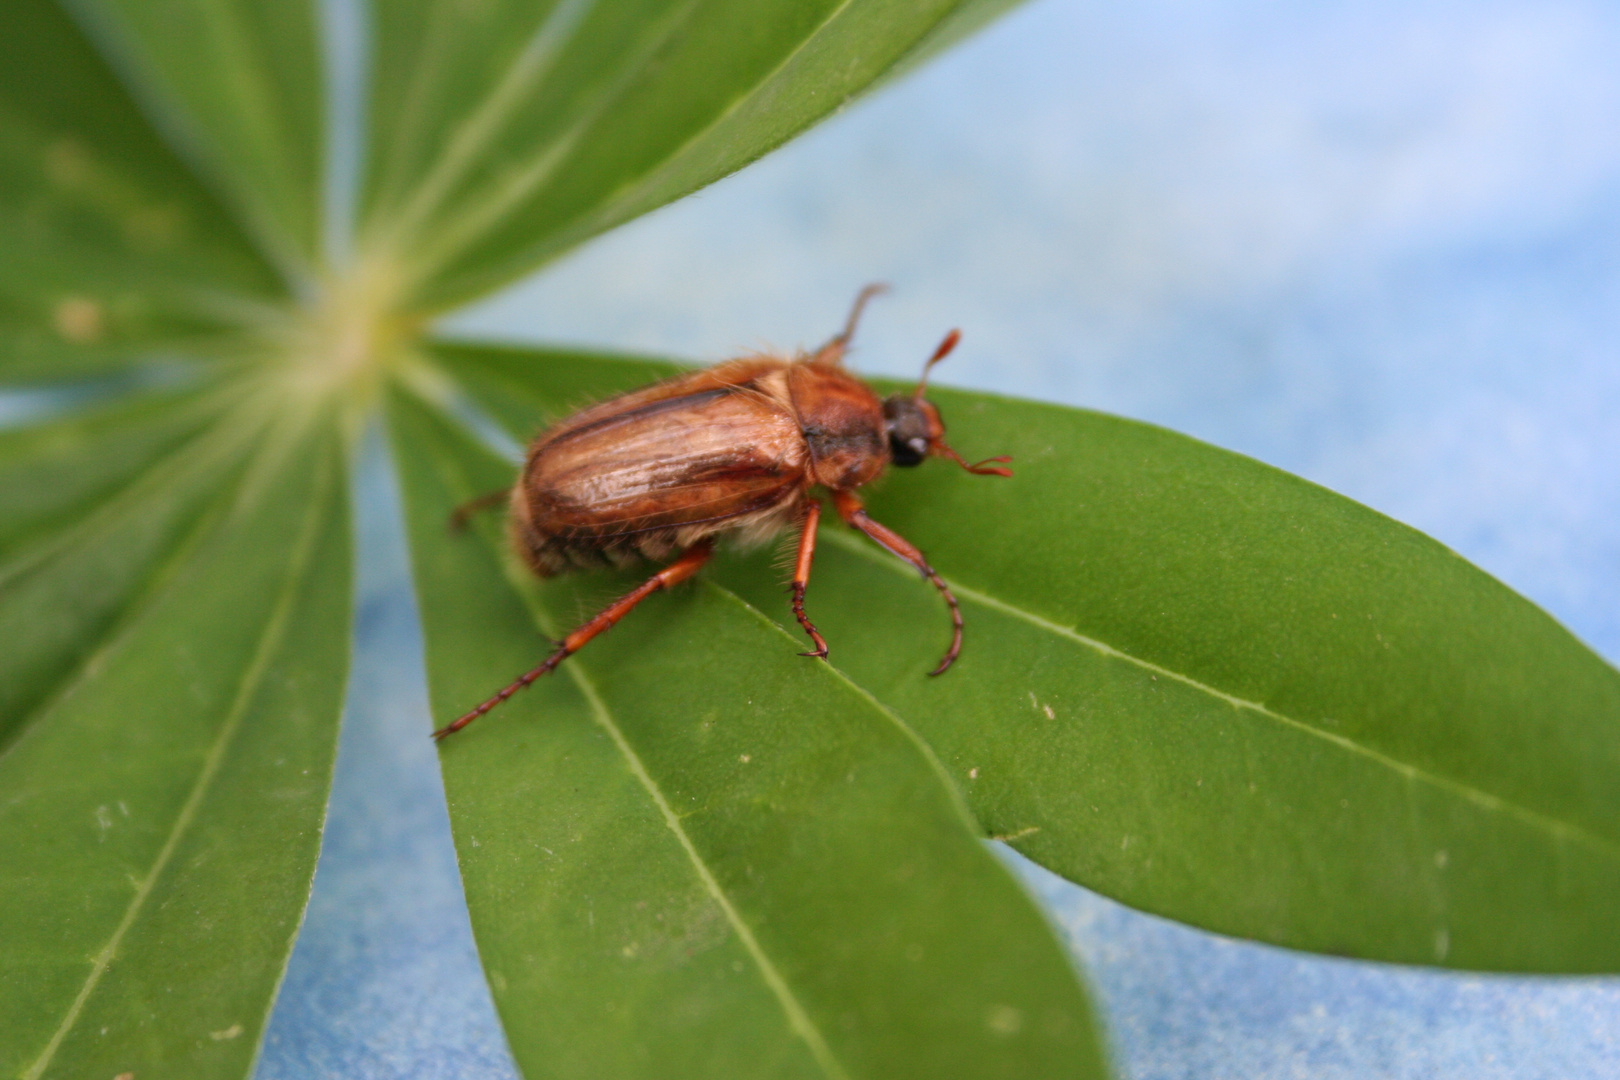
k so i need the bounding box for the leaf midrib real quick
[816,526,1620,864]
[19,438,334,1080]
[560,657,852,1080]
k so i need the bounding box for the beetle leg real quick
[448,487,511,533]
[433,541,715,739]
[791,500,830,660]
[831,489,964,676]
[808,283,889,365]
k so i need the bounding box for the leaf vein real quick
[560,658,852,1080]
[819,527,1620,864]
[0,388,252,590]
[382,0,599,247]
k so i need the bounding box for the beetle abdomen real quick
[510,361,810,575]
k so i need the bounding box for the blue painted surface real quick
[256,427,518,1080]
[257,0,1620,1075]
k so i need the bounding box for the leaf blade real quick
[0,411,353,1078]
[0,383,255,750]
[434,340,1620,974]
[389,379,1110,1079]
[360,0,1023,310]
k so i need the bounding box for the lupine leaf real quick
[435,339,1620,974]
[0,412,352,1078]
[388,382,1110,1080]
[359,0,1027,310]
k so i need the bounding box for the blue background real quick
[255,0,1620,1076]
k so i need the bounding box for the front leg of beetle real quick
[831,489,965,675]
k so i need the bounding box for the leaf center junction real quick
[273,255,422,407]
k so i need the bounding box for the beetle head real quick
[882,329,1013,477]
[881,393,941,467]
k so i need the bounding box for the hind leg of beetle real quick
[448,487,511,533]
[809,283,889,365]
[791,500,829,659]
[831,489,963,676]
[433,541,715,739]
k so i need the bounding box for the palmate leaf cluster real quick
[1,1,1616,1078]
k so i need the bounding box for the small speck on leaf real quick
[209,1024,242,1041]
[53,296,104,343]
[986,1004,1024,1035]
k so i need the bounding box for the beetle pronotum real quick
[437,285,1011,739]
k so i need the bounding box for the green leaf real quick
[0,381,224,553]
[359,0,1025,311]
[0,6,362,1074]
[0,408,353,1078]
[5,0,1099,1072]
[63,0,327,278]
[0,380,249,746]
[434,340,1620,974]
[389,379,1110,1079]
[0,0,287,383]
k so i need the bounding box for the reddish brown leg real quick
[448,488,510,533]
[434,541,715,739]
[831,489,964,676]
[791,500,829,659]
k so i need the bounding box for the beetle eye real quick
[883,393,933,467]
[889,433,926,467]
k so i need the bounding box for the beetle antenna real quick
[810,283,889,365]
[841,283,889,344]
[933,440,1013,477]
[914,329,961,400]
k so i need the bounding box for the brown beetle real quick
[436,285,1011,739]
